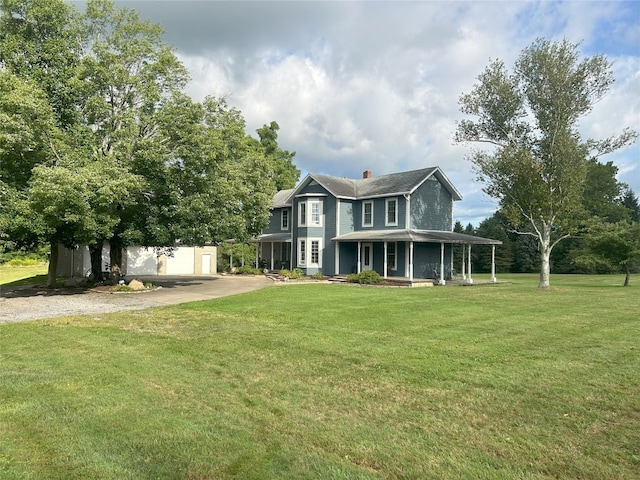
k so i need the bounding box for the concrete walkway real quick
[0,275,273,324]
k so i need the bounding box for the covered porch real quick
[255,232,293,271]
[332,229,502,285]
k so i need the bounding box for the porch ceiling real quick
[332,229,502,245]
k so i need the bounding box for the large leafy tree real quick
[1,0,287,284]
[256,121,299,190]
[456,38,637,288]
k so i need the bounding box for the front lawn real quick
[1,274,638,479]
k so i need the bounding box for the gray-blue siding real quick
[410,177,453,231]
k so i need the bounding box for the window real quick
[311,240,320,265]
[298,239,306,265]
[385,198,397,226]
[362,201,373,227]
[387,242,397,270]
[298,200,322,227]
[298,238,322,267]
[298,202,306,226]
[281,209,289,230]
[310,201,321,225]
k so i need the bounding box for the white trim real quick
[385,197,398,226]
[281,209,289,231]
[362,200,373,227]
[297,237,322,268]
[361,242,373,271]
[298,202,306,227]
[309,200,322,227]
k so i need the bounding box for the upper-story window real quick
[281,209,289,230]
[385,198,398,226]
[298,199,322,227]
[298,202,306,227]
[362,201,373,227]
[310,201,322,226]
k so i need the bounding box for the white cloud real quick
[122,0,640,225]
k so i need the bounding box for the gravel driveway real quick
[0,275,272,324]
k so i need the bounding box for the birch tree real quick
[455,38,637,288]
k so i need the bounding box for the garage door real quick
[166,247,195,275]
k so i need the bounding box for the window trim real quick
[298,239,306,266]
[297,237,322,268]
[309,200,322,226]
[298,202,306,227]
[281,209,289,230]
[385,198,398,226]
[362,200,373,227]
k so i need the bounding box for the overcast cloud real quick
[117,0,639,225]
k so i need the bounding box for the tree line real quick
[0,0,299,286]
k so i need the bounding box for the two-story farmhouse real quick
[257,167,501,285]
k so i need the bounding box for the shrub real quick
[114,285,134,292]
[279,268,303,279]
[347,271,382,284]
[346,273,360,283]
[311,272,324,280]
[236,265,261,275]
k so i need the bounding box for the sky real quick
[115,0,639,226]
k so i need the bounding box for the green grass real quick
[1,274,638,479]
[0,264,48,286]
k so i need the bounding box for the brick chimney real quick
[363,170,372,179]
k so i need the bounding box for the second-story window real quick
[386,198,397,226]
[281,209,289,230]
[362,201,373,227]
[299,202,306,227]
[310,201,321,226]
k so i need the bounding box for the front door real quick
[361,243,373,271]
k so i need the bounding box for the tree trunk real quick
[624,264,630,287]
[46,240,59,288]
[88,240,104,282]
[538,226,551,289]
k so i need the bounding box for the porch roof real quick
[332,229,502,245]
[256,232,292,243]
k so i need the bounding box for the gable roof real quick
[280,167,462,206]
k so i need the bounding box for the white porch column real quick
[357,242,362,274]
[335,242,339,276]
[409,241,414,281]
[439,242,446,285]
[383,241,388,279]
[461,244,466,280]
[467,244,473,284]
[491,245,497,283]
[270,242,274,271]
